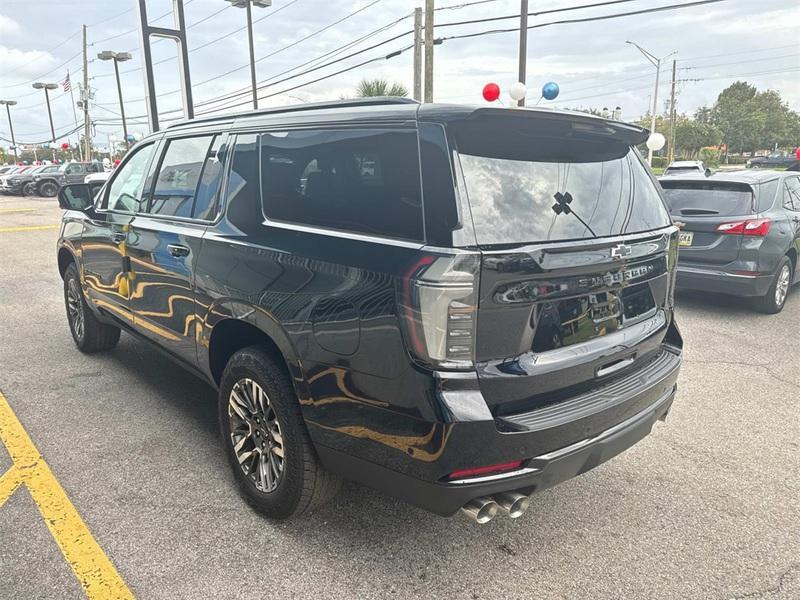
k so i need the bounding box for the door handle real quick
[111,232,126,244]
[596,355,636,378]
[167,244,190,258]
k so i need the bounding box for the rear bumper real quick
[315,346,681,516]
[676,265,772,297]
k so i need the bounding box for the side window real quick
[193,136,226,221]
[783,178,800,212]
[224,134,261,234]
[148,135,218,219]
[259,129,424,241]
[105,143,156,212]
[66,164,85,175]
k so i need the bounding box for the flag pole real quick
[66,70,83,161]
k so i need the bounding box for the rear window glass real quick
[664,166,698,173]
[456,145,670,246]
[660,182,754,216]
[259,129,423,241]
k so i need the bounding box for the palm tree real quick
[355,78,409,98]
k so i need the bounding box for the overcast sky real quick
[1,0,798,149]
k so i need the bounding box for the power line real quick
[436,0,641,28]
[436,0,737,43]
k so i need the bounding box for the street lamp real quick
[97,50,133,148]
[625,41,676,166]
[225,0,272,110]
[0,100,19,162]
[32,82,59,144]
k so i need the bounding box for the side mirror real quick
[58,183,103,211]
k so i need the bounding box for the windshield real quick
[457,147,671,246]
[661,182,754,216]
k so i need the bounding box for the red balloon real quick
[482,82,500,102]
[61,142,69,150]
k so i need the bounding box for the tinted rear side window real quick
[260,129,424,241]
[661,181,755,216]
[224,134,261,234]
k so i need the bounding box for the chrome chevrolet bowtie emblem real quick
[610,244,632,259]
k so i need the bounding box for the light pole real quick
[225,0,271,110]
[97,50,133,148]
[0,100,19,163]
[625,41,676,165]
[32,82,59,144]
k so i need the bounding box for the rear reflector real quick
[715,218,771,236]
[447,460,523,480]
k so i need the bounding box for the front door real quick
[81,141,159,326]
[126,133,227,365]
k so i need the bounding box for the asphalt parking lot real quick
[1,194,798,600]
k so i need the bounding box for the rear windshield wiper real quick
[678,208,720,215]
[552,191,597,237]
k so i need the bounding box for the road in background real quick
[1,195,798,599]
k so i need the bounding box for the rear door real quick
[125,133,228,365]
[660,180,756,266]
[782,176,800,280]
[450,114,676,410]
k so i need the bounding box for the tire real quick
[39,180,58,197]
[63,263,121,352]
[753,256,792,314]
[22,182,36,196]
[218,346,341,520]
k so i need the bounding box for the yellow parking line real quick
[0,224,60,233]
[0,208,36,214]
[0,391,134,599]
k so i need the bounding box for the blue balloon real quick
[542,82,559,100]
[126,134,136,143]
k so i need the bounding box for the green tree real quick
[711,82,800,154]
[674,116,722,158]
[355,78,408,98]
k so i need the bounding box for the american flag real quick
[62,72,71,92]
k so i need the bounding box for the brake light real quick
[447,460,524,480]
[399,252,480,370]
[715,218,771,236]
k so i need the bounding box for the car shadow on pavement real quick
[676,289,759,314]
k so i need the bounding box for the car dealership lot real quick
[1,195,798,600]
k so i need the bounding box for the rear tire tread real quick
[219,346,341,519]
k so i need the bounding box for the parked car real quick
[0,165,31,192]
[33,161,104,197]
[662,160,711,177]
[660,170,799,312]
[55,99,683,522]
[1,164,60,195]
[746,152,798,169]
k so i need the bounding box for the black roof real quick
[165,97,648,144]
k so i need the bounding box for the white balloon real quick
[646,132,666,151]
[509,81,527,102]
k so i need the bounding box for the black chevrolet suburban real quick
[56,98,683,523]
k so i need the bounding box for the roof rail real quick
[166,97,420,129]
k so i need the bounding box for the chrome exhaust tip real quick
[494,492,530,519]
[461,497,499,524]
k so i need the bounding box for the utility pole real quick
[668,59,677,164]
[413,7,422,102]
[424,0,434,103]
[82,24,91,162]
[517,0,528,106]
[0,100,18,162]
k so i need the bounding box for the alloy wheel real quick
[228,378,285,493]
[40,182,57,197]
[66,277,84,340]
[775,264,790,307]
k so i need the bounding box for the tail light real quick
[399,252,480,370]
[715,218,771,236]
